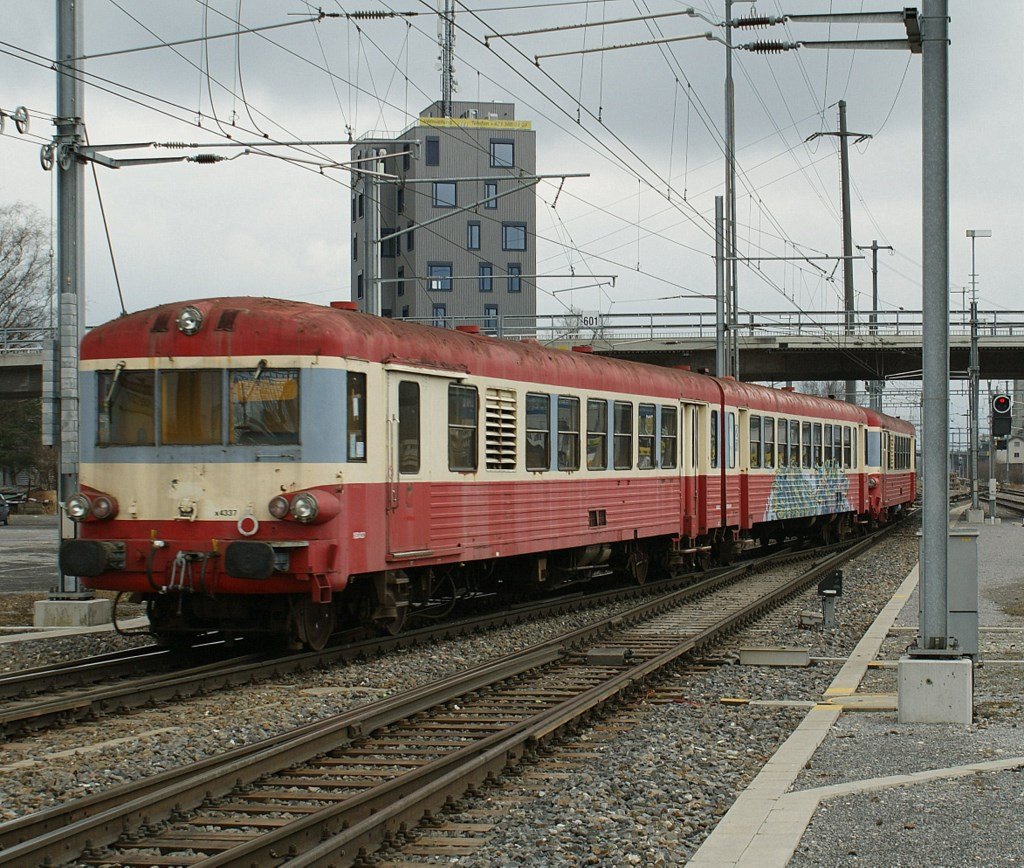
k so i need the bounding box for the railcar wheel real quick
[293,597,336,651]
[372,570,411,636]
[625,549,649,586]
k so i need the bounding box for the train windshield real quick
[866,431,881,466]
[96,367,300,447]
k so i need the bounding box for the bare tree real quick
[0,202,51,342]
[798,380,844,400]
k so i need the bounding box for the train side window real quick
[638,404,656,469]
[710,410,719,469]
[726,412,737,469]
[764,417,775,469]
[587,399,608,470]
[789,420,799,467]
[749,414,762,468]
[398,381,420,473]
[813,423,823,467]
[614,401,633,469]
[823,424,833,463]
[833,424,842,467]
[801,421,811,468]
[660,405,677,469]
[347,371,367,462]
[557,396,581,471]
[843,426,852,469]
[526,392,551,471]
[866,430,881,466]
[448,384,478,471]
[690,407,698,469]
[852,428,858,469]
[777,417,788,466]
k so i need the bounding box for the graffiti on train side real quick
[764,462,852,521]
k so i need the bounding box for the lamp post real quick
[966,228,991,512]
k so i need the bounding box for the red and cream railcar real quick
[60,298,915,648]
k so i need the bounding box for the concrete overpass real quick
[532,308,1024,381]
[4,310,1024,400]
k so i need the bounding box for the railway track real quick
[0,524,903,866]
[0,563,761,737]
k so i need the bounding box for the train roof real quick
[82,297,915,433]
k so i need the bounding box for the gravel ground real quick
[0,523,921,865]
[793,511,1024,866]
[385,523,922,867]
[790,768,1024,867]
[0,599,653,821]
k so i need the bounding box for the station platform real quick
[690,512,1024,867]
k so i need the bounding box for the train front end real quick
[59,299,373,649]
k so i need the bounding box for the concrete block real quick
[966,508,985,523]
[739,646,811,667]
[34,599,112,628]
[897,657,973,724]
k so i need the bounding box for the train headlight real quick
[66,493,92,521]
[867,476,878,489]
[176,306,203,335]
[289,492,319,523]
[90,494,118,520]
[268,495,290,519]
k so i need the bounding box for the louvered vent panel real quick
[485,388,517,470]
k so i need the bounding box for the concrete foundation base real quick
[966,508,985,523]
[988,517,1002,525]
[897,656,973,724]
[34,598,112,628]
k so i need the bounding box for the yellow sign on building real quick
[419,116,532,130]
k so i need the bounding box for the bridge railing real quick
[402,309,1024,344]
[0,328,54,354]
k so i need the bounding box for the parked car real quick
[0,495,10,526]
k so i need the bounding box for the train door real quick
[680,402,701,536]
[385,373,433,558]
[737,408,750,529]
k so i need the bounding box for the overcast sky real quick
[1,0,1021,368]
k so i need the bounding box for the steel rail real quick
[0,558,768,736]
[0,521,907,865]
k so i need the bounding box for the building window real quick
[397,266,405,297]
[479,262,493,292]
[489,139,514,167]
[587,399,608,470]
[358,193,364,218]
[526,392,550,471]
[433,181,457,208]
[352,234,358,261]
[401,305,409,318]
[502,222,527,251]
[614,401,633,469]
[356,273,363,299]
[467,221,481,250]
[397,187,405,213]
[484,181,497,209]
[402,151,410,172]
[350,196,356,221]
[484,303,498,334]
[398,381,419,473]
[406,222,415,251]
[381,228,396,258]
[507,263,522,293]
[428,262,453,291]
[557,396,580,471]
[425,136,439,166]
[432,303,447,327]
[448,384,478,471]
[660,406,677,469]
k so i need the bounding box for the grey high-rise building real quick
[350,101,537,334]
